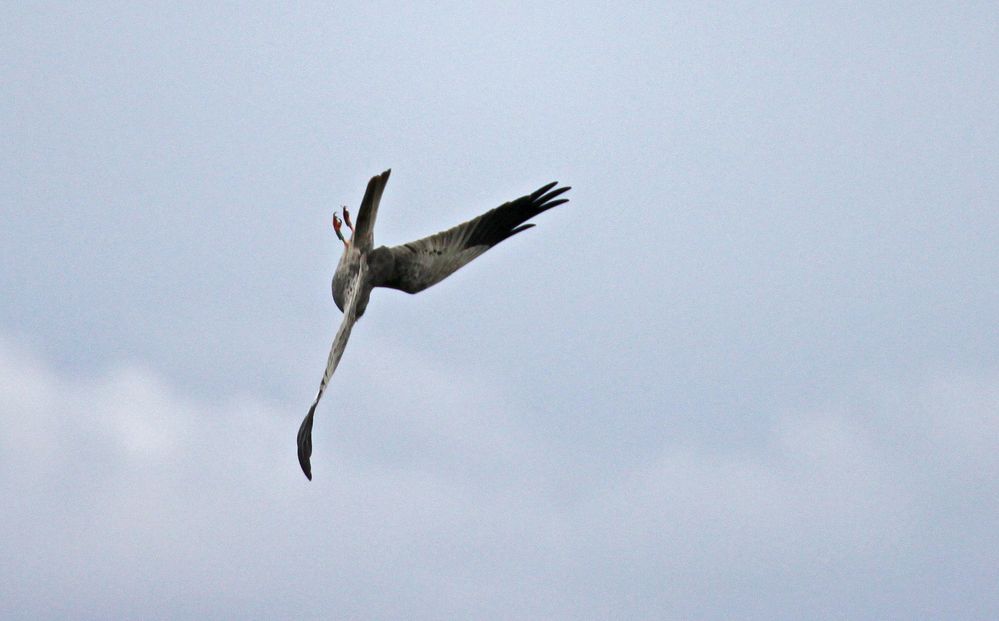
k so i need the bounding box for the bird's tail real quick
[352,169,391,251]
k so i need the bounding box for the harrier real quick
[298,170,570,479]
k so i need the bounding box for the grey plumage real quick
[380,181,570,294]
[298,169,571,479]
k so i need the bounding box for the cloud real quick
[1,335,997,619]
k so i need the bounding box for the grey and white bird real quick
[297,169,571,479]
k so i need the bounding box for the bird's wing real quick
[352,169,391,252]
[297,261,368,480]
[380,181,570,294]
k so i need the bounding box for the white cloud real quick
[1,336,998,619]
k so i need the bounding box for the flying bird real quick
[297,169,571,479]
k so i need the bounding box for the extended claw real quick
[342,206,354,233]
[332,213,346,245]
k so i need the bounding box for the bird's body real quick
[298,169,570,479]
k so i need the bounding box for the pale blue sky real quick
[3,3,999,619]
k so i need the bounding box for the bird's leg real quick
[342,206,354,234]
[332,213,347,246]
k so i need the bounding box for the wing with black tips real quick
[381,181,570,294]
[297,262,368,480]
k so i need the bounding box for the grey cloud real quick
[2,337,997,619]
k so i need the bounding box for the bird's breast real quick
[331,252,359,313]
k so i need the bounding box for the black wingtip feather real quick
[297,405,316,480]
[537,186,571,206]
[531,181,559,199]
[474,181,570,247]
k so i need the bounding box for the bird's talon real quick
[332,214,346,245]
[343,206,354,232]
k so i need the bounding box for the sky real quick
[2,2,998,619]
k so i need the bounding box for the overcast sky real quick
[3,3,999,619]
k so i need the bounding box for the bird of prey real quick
[297,169,571,479]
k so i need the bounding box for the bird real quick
[297,169,571,479]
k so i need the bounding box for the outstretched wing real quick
[297,262,368,480]
[380,181,570,294]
